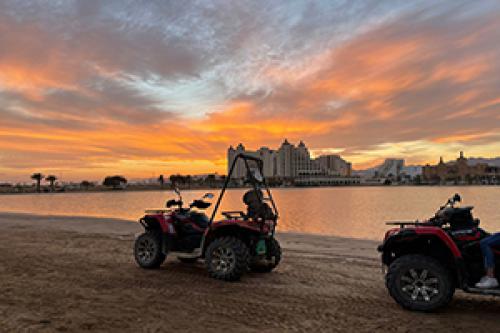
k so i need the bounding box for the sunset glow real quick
[1,1,499,182]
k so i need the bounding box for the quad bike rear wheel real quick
[134,231,166,269]
[386,254,455,312]
[250,238,282,273]
[205,236,249,281]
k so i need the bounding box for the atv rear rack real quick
[144,208,172,214]
[386,221,423,228]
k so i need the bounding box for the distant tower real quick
[276,139,294,178]
[439,156,444,164]
[235,144,246,178]
[459,151,465,159]
[295,140,310,176]
[227,145,236,176]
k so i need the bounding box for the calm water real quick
[1,187,499,240]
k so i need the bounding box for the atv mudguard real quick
[379,226,467,288]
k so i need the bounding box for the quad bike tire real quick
[134,231,166,269]
[386,254,455,312]
[205,236,249,281]
[250,238,282,273]
[178,257,198,264]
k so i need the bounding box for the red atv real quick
[134,154,281,281]
[378,194,500,311]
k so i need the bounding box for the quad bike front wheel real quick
[386,254,455,312]
[205,236,249,281]
[134,231,166,269]
[250,238,282,273]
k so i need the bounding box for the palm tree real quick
[45,175,57,192]
[185,175,192,188]
[206,174,216,188]
[169,174,181,187]
[103,175,127,189]
[31,173,44,193]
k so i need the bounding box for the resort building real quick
[422,152,500,184]
[375,159,404,178]
[227,143,276,179]
[315,154,353,177]
[227,140,354,184]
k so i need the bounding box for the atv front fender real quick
[139,214,170,233]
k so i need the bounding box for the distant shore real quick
[1,182,499,195]
[1,212,499,331]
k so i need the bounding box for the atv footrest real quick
[465,287,500,297]
[175,248,202,259]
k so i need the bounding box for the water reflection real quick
[0,187,499,240]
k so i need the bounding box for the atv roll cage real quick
[209,153,279,227]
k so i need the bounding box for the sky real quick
[0,0,499,182]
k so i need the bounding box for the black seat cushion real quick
[188,212,209,230]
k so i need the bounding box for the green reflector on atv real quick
[256,239,267,255]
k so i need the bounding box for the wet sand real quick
[0,213,499,332]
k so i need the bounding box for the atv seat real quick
[174,212,209,237]
[189,211,209,230]
[243,189,276,221]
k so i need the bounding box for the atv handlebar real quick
[434,193,462,217]
[166,199,183,208]
[166,194,212,211]
[190,199,211,210]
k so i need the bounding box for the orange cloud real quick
[0,121,225,181]
[191,101,357,146]
[432,132,498,144]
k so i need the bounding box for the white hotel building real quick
[227,140,358,185]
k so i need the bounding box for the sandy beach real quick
[1,213,499,332]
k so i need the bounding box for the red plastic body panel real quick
[143,214,173,233]
[142,214,271,236]
[413,226,462,258]
[383,226,462,258]
[453,230,482,242]
[384,228,400,240]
